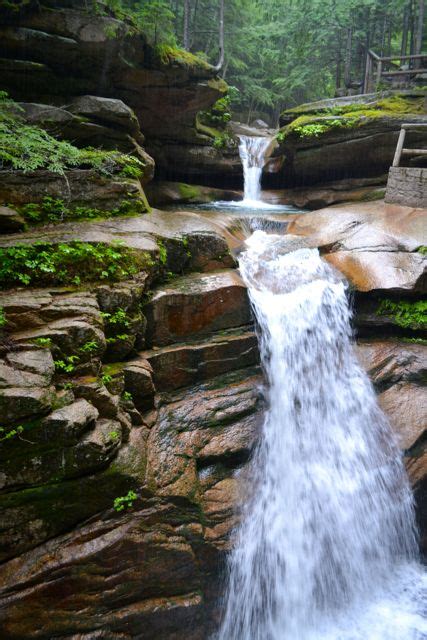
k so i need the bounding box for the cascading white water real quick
[239,135,271,203]
[216,231,427,640]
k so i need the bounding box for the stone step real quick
[139,329,259,392]
[144,269,252,347]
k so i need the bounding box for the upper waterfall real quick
[238,135,271,204]
[216,231,427,640]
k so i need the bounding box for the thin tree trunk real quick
[415,0,425,67]
[183,0,190,50]
[401,3,410,58]
[214,0,225,71]
[189,0,199,49]
[335,29,342,92]
[344,26,353,87]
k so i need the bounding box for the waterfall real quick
[238,135,271,203]
[216,231,427,640]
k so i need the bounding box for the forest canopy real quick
[84,0,426,121]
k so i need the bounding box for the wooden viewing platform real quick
[363,51,427,93]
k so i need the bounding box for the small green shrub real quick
[101,308,131,328]
[113,489,137,512]
[101,373,113,385]
[0,306,6,327]
[157,240,168,265]
[32,337,52,348]
[213,132,234,149]
[199,96,232,130]
[0,425,24,443]
[54,356,79,374]
[377,299,427,329]
[0,241,148,288]
[418,246,427,255]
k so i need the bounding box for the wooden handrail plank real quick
[381,68,427,76]
[401,148,427,156]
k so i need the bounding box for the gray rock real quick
[0,206,25,233]
[0,387,54,425]
[73,381,120,419]
[42,399,99,442]
[123,359,155,411]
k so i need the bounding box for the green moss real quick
[178,183,201,200]
[360,188,386,202]
[155,44,212,71]
[417,246,427,255]
[376,299,427,329]
[19,194,147,226]
[402,337,427,345]
[198,96,232,131]
[278,93,426,142]
[0,241,152,289]
[0,305,5,327]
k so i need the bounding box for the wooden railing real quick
[392,123,427,168]
[363,50,427,93]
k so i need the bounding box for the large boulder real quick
[275,91,427,186]
[287,201,427,294]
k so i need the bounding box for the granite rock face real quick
[0,203,426,638]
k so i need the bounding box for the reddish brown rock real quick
[144,270,252,347]
[288,201,427,293]
[141,330,258,390]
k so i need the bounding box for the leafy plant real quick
[122,391,133,402]
[0,425,24,443]
[377,299,427,329]
[101,373,113,385]
[0,92,146,178]
[0,306,6,327]
[32,337,52,348]
[0,241,148,288]
[101,308,131,328]
[157,240,168,265]
[79,341,100,354]
[54,356,80,374]
[113,490,137,512]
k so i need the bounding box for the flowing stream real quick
[216,231,427,640]
[238,135,271,204]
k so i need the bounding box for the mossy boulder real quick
[275,91,427,186]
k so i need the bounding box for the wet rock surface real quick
[0,198,426,637]
[288,201,427,294]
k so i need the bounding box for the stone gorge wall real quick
[0,0,242,185]
[0,202,425,639]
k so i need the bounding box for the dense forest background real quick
[108,0,426,122]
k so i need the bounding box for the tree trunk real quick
[183,0,190,51]
[214,0,225,71]
[190,0,199,48]
[415,0,425,67]
[344,26,353,87]
[401,3,410,58]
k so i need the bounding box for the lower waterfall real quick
[216,231,427,640]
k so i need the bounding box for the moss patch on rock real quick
[18,195,147,226]
[376,299,427,330]
[0,241,153,288]
[278,93,426,142]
